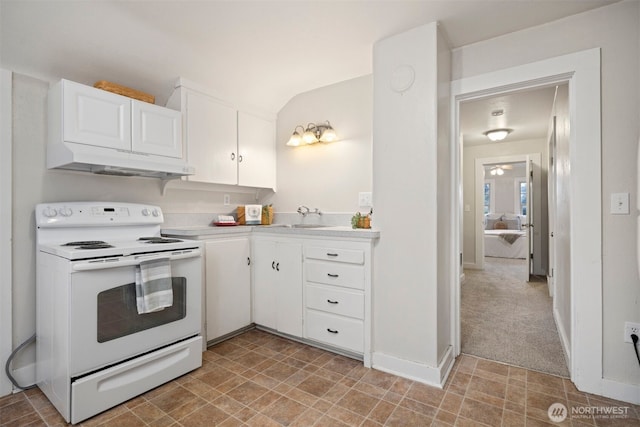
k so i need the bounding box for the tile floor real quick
[1,329,639,426]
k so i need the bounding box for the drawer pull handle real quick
[272,261,275,270]
[276,262,280,271]
[327,299,339,304]
[327,328,339,334]
[327,273,339,278]
[327,253,338,257]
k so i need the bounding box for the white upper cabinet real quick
[60,79,182,158]
[168,81,276,189]
[63,80,131,150]
[184,91,237,184]
[131,101,182,158]
[238,111,276,189]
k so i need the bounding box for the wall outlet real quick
[223,194,230,206]
[623,321,640,343]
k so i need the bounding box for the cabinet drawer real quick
[305,246,364,265]
[305,310,363,353]
[305,261,364,290]
[305,284,364,319]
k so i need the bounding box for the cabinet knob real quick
[272,261,275,270]
[231,153,236,160]
[238,155,243,163]
[247,257,251,266]
[276,262,280,271]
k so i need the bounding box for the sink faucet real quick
[297,206,322,216]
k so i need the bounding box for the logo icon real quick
[548,402,568,423]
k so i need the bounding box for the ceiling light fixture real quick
[490,166,504,176]
[484,128,512,142]
[286,121,337,146]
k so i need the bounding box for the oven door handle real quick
[72,249,202,271]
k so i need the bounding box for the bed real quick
[483,214,528,259]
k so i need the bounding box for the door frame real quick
[450,48,602,393]
[1,69,13,396]
[474,154,537,283]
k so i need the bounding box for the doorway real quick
[450,48,602,392]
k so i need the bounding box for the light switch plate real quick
[610,192,629,215]
[358,192,373,207]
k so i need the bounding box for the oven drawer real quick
[71,336,202,424]
[305,284,364,319]
[305,309,363,353]
[305,261,364,290]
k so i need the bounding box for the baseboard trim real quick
[600,378,640,405]
[553,306,572,372]
[463,262,480,270]
[372,346,455,388]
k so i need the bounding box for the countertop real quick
[162,224,380,239]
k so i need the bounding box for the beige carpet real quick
[461,257,570,377]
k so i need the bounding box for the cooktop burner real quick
[138,237,183,244]
[61,241,115,250]
[63,240,107,246]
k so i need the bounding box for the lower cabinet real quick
[204,237,251,342]
[252,236,303,337]
[303,242,370,361]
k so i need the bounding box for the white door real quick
[238,111,276,189]
[63,80,131,150]
[185,91,237,184]
[547,117,557,296]
[524,158,534,282]
[275,241,303,337]
[131,101,182,158]
[252,237,277,329]
[205,238,251,341]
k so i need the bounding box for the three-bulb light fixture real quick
[286,121,338,147]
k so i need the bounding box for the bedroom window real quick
[518,180,527,215]
[483,181,494,214]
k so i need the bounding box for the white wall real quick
[453,0,639,388]
[373,22,453,384]
[267,75,372,215]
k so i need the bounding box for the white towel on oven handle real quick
[135,257,173,314]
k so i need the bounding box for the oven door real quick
[68,247,202,376]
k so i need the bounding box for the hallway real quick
[462,257,569,377]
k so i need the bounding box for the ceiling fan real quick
[488,164,513,176]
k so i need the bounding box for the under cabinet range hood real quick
[47,79,195,179]
[47,141,195,179]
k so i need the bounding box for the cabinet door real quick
[252,238,277,329]
[205,238,251,341]
[237,111,276,189]
[275,242,303,337]
[131,101,182,158]
[185,91,237,184]
[63,80,131,150]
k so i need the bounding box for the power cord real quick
[632,334,640,367]
[4,333,37,390]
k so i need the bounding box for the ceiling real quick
[1,1,615,113]
[460,85,561,147]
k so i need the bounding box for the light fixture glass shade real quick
[496,167,504,175]
[319,126,337,142]
[286,131,302,147]
[302,129,318,144]
[490,167,504,176]
[485,129,511,141]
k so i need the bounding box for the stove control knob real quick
[152,209,159,217]
[142,208,151,216]
[42,207,57,218]
[59,207,73,217]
